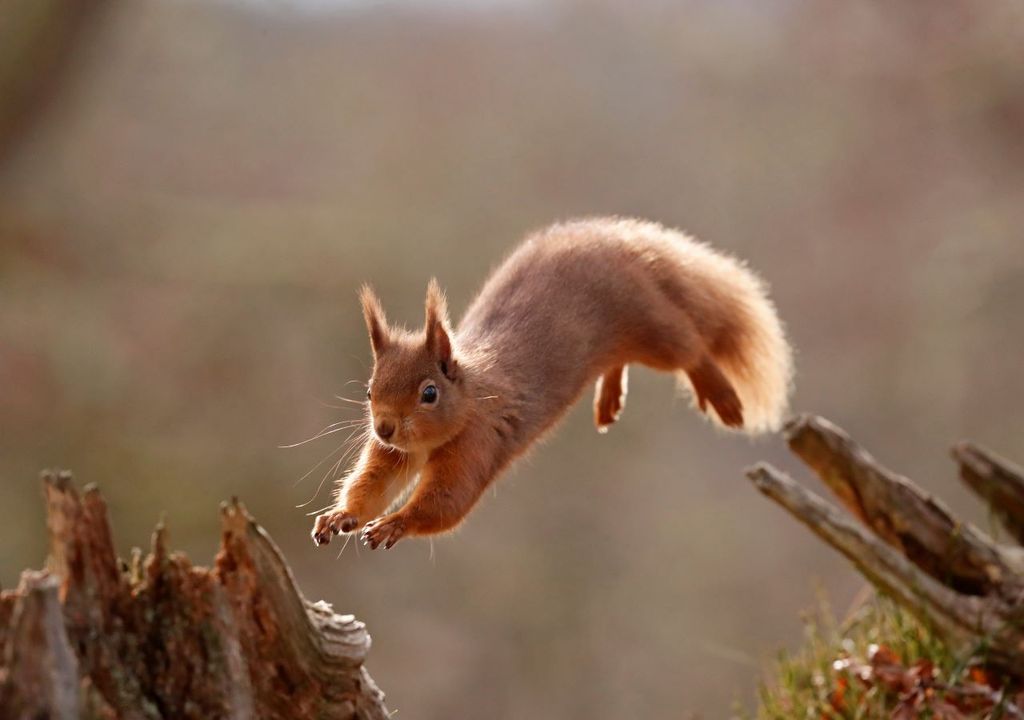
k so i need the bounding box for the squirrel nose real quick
[375,420,395,441]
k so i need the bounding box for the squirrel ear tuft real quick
[360,284,389,356]
[424,278,455,376]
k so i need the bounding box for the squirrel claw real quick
[311,510,359,548]
[361,514,407,550]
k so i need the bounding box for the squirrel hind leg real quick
[685,356,744,429]
[594,365,628,433]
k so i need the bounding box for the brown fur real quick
[312,217,793,549]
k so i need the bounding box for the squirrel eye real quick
[366,388,371,401]
[420,385,438,404]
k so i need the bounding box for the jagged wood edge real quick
[217,498,389,718]
[0,471,390,720]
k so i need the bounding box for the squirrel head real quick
[359,279,468,453]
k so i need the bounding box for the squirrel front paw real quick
[311,510,359,547]
[361,514,407,550]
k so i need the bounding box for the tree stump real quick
[0,472,390,719]
[748,415,1024,675]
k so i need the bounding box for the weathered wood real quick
[0,0,107,164]
[749,415,1024,677]
[0,572,80,720]
[747,464,1022,668]
[954,441,1024,547]
[784,414,1022,598]
[0,471,390,719]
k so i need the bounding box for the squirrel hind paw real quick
[707,390,744,428]
[594,400,624,432]
[686,359,745,430]
[593,366,628,431]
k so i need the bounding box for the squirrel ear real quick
[359,284,390,356]
[424,278,456,377]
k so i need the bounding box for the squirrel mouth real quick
[375,435,404,451]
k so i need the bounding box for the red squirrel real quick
[311,217,793,550]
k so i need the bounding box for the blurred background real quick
[1,0,1022,717]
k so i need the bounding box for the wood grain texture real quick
[954,441,1024,547]
[0,471,389,720]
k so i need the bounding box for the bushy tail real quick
[673,240,794,435]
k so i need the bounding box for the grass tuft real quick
[747,590,1022,720]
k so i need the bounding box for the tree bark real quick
[0,0,107,164]
[748,415,1024,676]
[954,441,1024,547]
[0,471,390,720]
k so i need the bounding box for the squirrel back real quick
[455,217,792,436]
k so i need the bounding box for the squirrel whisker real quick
[332,395,369,407]
[292,429,362,490]
[279,420,367,449]
[299,428,368,510]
